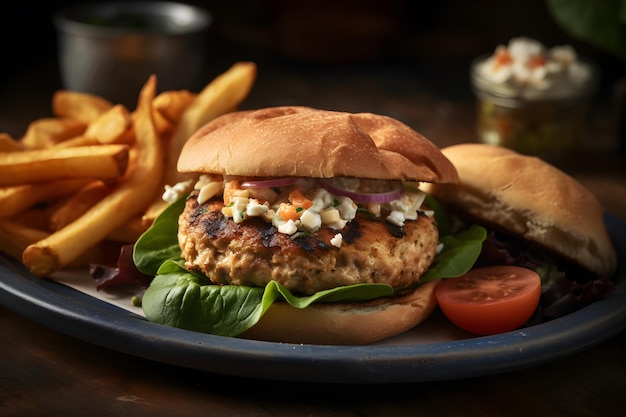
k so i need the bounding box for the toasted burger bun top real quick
[177,106,458,183]
[239,279,439,345]
[423,143,617,278]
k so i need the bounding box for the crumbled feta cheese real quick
[246,199,268,217]
[310,188,334,212]
[335,196,357,221]
[277,219,298,235]
[386,210,405,227]
[330,233,343,248]
[299,209,321,232]
[389,198,409,214]
[231,197,248,223]
[162,179,193,203]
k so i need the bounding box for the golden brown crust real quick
[239,279,440,345]
[177,106,458,184]
[423,143,617,278]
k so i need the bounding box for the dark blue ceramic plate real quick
[1,214,625,384]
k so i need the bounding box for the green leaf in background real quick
[547,0,626,59]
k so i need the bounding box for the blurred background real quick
[0,0,624,159]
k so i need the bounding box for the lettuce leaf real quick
[135,195,486,336]
[420,224,487,283]
[143,259,394,336]
[133,195,187,276]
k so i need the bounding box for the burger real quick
[130,106,486,345]
[421,143,618,322]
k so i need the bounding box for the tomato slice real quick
[435,266,541,335]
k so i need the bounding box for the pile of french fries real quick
[0,61,257,277]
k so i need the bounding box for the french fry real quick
[150,90,196,139]
[52,90,114,123]
[0,133,25,152]
[153,89,195,124]
[151,105,174,138]
[0,219,49,260]
[51,135,101,148]
[141,198,169,227]
[84,104,132,144]
[0,144,129,186]
[0,219,119,268]
[19,117,87,149]
[164,61,257,186]
[142,62,257,226]
[22,75,164,277]
[47,181,112,231]
[0,179,90,218]
[53,132,134,149]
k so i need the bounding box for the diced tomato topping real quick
[223,180,242,206]
[288,189,313,210]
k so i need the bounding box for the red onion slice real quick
[240,177,299,189]
[320,179,403,203]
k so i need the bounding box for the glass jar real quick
[470,55,597,162]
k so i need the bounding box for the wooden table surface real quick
[1,55,625,417]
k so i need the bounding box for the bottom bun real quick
[239,280,440,345]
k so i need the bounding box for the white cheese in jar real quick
[475,36,594,100]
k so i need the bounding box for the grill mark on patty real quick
[196,208,228,237]
[260,225,278,247]
[386,222,405,238]
[292,234,331,252]
[341,220,362,244]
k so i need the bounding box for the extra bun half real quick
[239,280,439,345]
[423,143,617,278]
[177,106,458,183]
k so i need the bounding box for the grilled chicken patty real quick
[178,194,439,295]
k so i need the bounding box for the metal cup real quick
[54,1,212,107]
